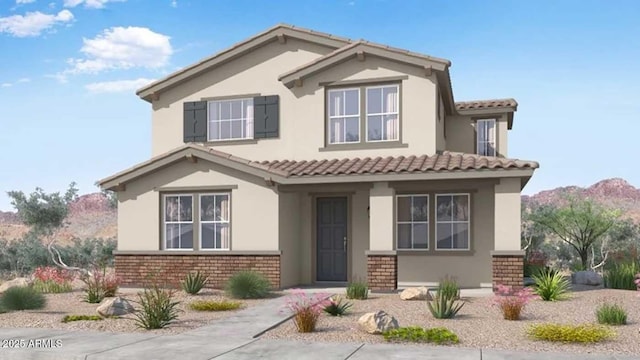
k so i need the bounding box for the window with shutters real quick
[207,98,254,141]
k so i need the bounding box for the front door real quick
[316,197,348,282]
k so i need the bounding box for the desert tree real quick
[531,197,620,271]
[6,183,89,275]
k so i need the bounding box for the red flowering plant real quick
[32,266,75,293]
[282,289,331,333]
[83,267,121,303]
[491,284,537,320]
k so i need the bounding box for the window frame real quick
[435,193,471,251]
[198,192,231,251]
[476,119,496,157]
[395,194,430,251]
[365,84,400,143]
[207,98,255,142]
[324,80,404,149]
[162,194,195,251]
[327,87,361,145]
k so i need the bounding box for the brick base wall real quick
[115,254,280,289]
[492,255,524,291]
[367,255,397,292]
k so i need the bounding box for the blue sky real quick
[1,0,639,211]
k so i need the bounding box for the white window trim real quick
[207,98,254,142]
[163,194,194,251]
[435,193,471,251]
[476,119,496,156]
[327,88,361,144]
[365,84,400,143]
[198,193,231,251]
[396,194,429,251]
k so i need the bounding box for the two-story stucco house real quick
[98,24,538,291]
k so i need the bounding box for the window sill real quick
[319,141,409,152]
[198,139,259,146]
[114,250,282,256]
[396,249,475,256]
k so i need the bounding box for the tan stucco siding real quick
[445,114,509,157]
[116,160,279,252]
[152,41,438,160]
[278,192,301,288]
[369,182,395,251]
[397,185,495,287]
[298,193,313,284]
[494,177,521,251]
[435,85,446,152]
[151,38,334,157]
[351,189,369,281]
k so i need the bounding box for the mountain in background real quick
[1,178,639,241]
[0,193,116,242]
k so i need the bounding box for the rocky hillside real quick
[0,193,117,242]
[522,178,640,221]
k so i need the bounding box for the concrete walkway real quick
[0,293,636,360]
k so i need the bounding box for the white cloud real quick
[16,0,37,4]
[63,0,126,9]
[45,73,68,83]
[64,26,172,75]
[1,83,12,88]
[85,78,154,93]
[0,10,73,37]
[170,0,177,8]
[1,77,32,88]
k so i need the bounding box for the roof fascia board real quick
[137,27,349,102]
[279,44,449,87]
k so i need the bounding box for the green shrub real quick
[225,271,271,299]
[383,326,459,345]
[61,314,103,323]
[604,262,638,290]
[133,284,181,330]
[181,271,208,295]
[438,276,460,299]
[596,303,627,325]
[322,296,352,316]
[189,300,241,311]
[346,281,368,300]
[528,323,614,343]
[532,268,570,301]
[0,286,46,311]
[427,289,464,319]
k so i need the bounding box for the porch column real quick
[492,177,524,291]
[367,182,397,292]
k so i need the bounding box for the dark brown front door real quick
[316,197,348,282]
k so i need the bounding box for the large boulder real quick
[399,287,429,300]
[358,311,399,334]
[96,297,135,317]
[572,271,603,286]
[0,277,31,293]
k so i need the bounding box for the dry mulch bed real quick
[263,288,640,356]
[0,287,273,335]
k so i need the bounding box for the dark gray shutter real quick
[183,101,207,143]
[253,95,279,139]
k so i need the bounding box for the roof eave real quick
[456,107,517,129]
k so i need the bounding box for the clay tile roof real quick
[250,151,538,178]
[455,98,518,111]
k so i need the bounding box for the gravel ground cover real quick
[263,288,640,356]
[0,287,275,335]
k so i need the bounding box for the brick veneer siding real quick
[492,255,524,291]
[115,254,280,289]
[367,255,397,292]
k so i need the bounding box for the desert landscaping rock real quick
[399,287,429,300]
[572,271,603,286]
[0,277,31,293]
[96,297,135,316]
[357,310,399,334]
[264,288,640,356]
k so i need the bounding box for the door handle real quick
[343,237,347,251]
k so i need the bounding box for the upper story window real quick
[327,83,400,146]
[366,85,399,142]
[476,119,496,156]
[328,88,360,144]
[208,98,254,141]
